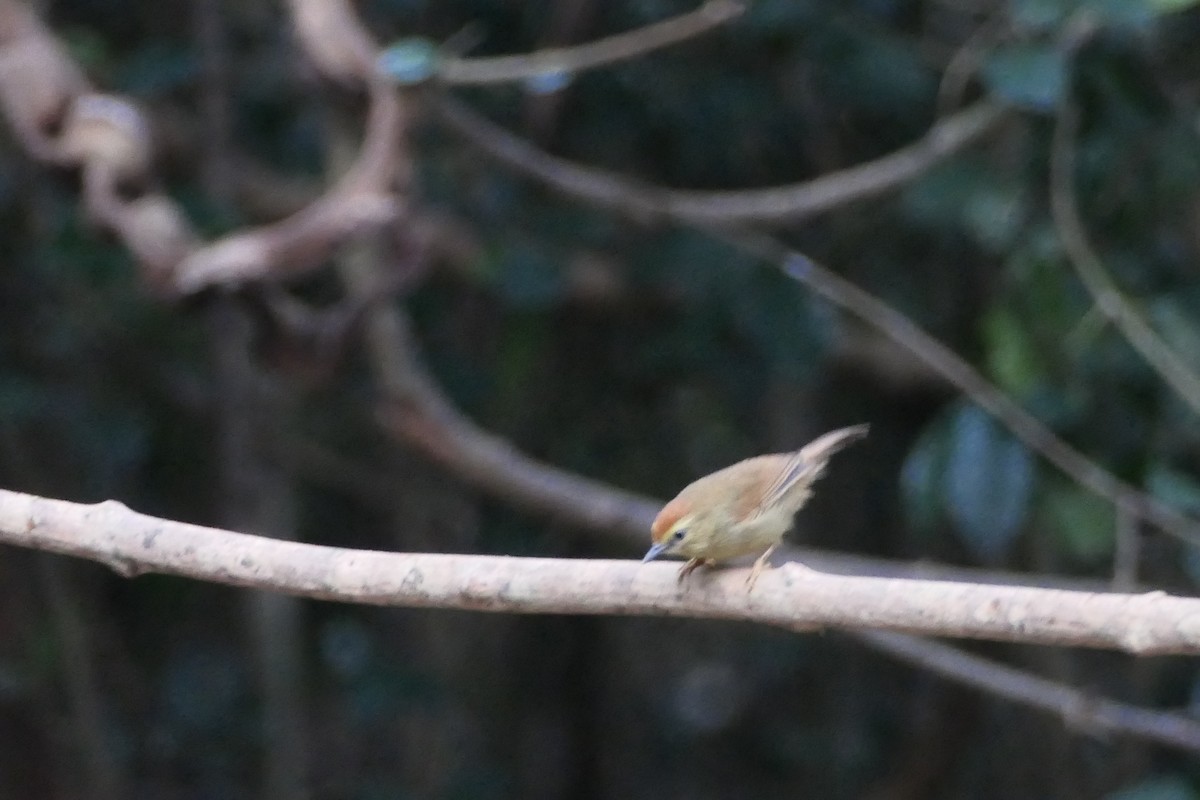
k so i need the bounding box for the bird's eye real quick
[672,529,686,541]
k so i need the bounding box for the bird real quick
[642,424,868,589]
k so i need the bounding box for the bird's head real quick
[644,498,696,563]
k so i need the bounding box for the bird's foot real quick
[745,544,779,591]
[677,558,715,583]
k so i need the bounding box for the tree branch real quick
[1050,95,1200,417]
[437,1,744,85]
[5,0,1195,760]
[327,171,1200,754]
[435,97,1200,551]
[0,0,403,294]
[435,96,1008,225]
[730,232,1200,549]
[2,489,1199,656]
[854,630,1200,752]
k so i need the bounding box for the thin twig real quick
[730,232,1200,549]
[438,99,1200,550]
[327,181,1200,755]
[935,12,1007,117]
[436,96,1008,225]
[438,1,743,85]
[1050,96,1200,417]
[0,0,403,294]
[853,629,1200,753]
[1113,493,1140,591]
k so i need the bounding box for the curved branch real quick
[438,1,744,85]
[437,98,1200,550]
[1050,97,1200,417]
[330,212,1200,758]
[730,232,1200,549]
[436,96,1008,225]
[855,630,1200,753]
[0,0,404,294]
[2,489,1199,656]
[376,390,658,539]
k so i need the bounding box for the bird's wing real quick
[748,424,869,517]
[752,451,815,515]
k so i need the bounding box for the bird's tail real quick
[798,424,870,464]
[757,424,869,512]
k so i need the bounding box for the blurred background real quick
[2,0,1200,797]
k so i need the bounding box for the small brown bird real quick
[643,424,868,588]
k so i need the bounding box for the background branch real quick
[854,630,1200,753]
[324,134,1200,757]
[436,96,1008,225]
[0,0,401,294]
[737,234,1200,550]
[1050,96,1200,417]
[437,0,744,85]
[435,99,1200,552]
[1,0,1197,793]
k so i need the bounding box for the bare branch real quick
[438,1,744,85]
[0,0,403,294]
[729,232,1200,550]
[854,630,1200,753]
[376,392,658,538]
[172,78,405,293]
[437,99,1200,550]
[6,0,1195,760]
[436,96,1007,225]
[286,0,377,83]
[2,490,1200,656]
[321,161,1200,757]
[1113,495,1140,591]
[935,12,1007,117]
[1050,96,1200,417]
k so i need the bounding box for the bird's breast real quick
[691,509,791,562]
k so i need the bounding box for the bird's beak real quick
[642,542,669,563]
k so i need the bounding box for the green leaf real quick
[1039,480,1115,562]
[1011,0,1160,30]
[744,0,821,29]
[1149,294,1200,373]
[982,307,1043,396]
[730,270,832,381]
[899,417,952,536]
[902,161,984,230]
[115,44,200,95]
[1146,0,1200,11]
[983,44,1067,112]
[494,246,564,310]
[943,404,1036,561]
[1010,0,1073,30]
[962,180,1026,252]
[1105,776,1198,800]
[0,375,49,420]
[1159,436,1200,574]
[1147,464,1200,515]
[900,158,1025,251]
[1086,0,1157,27]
